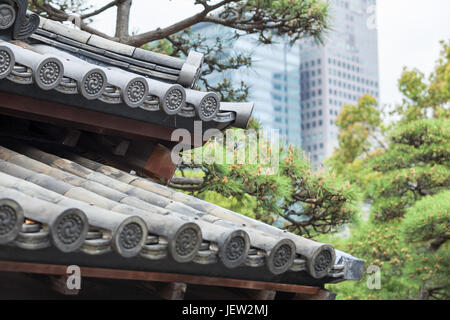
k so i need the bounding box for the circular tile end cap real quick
[219,229,250,269]
[50,208,89,253]
[197,92,220,122]
[266,238,296,275]
[113,216,147,258]
[0,198,24,244]
[80,68,108,100]
[307,244,336,279]
[161,84,186,115]
[169,222,202,263]
[123,77,149,108]
[35,56,64,90]
[0,45,15,79]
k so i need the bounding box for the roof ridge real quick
[35,15,204,89]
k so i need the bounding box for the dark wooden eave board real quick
[0,80,231,135]
[0,246,328,288]
[0,90,206,146]
[0,260,320,296]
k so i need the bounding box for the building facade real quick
[192,23,302,147]
[300,0,380,165]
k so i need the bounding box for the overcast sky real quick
[89,0,450,107]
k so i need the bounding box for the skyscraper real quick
[192,23,302,146]
[300,0,379,165]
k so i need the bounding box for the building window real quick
[273,94,282,101]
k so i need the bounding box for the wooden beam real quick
[0,260,320,296]
[293,289,336,300]
[0,92,180,143]
[113,139,131,156]
[141,282,187,300]
[245,289,277,300]
[143,144,179,182]
[48,275,80,296]
[61,129,81,147]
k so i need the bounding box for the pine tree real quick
[325,40,450,300]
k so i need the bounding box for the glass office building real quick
[192,23,302,147]
[300,0,380,165]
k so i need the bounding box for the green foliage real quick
[237,0,330,44]
[325,40,450,300]
[371,164,450,221]
[393,40,450,123]
[325,197,449,300]
[403,191,450,245]
[333,95,381,163]
[370,119,450,221]
[326,221,418,300]
[401,192,450,300]
[429,41,450,106]
[176,121,357,237]
[373,119,450,171]
[326,94,384,188]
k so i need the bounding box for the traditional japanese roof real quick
[0,143,364,285]
[0,3,254,136]
[0,1,363,290]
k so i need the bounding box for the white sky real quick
[88,0,450,107]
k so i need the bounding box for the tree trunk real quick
[115,0,132,40]
[429,236,448,252]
